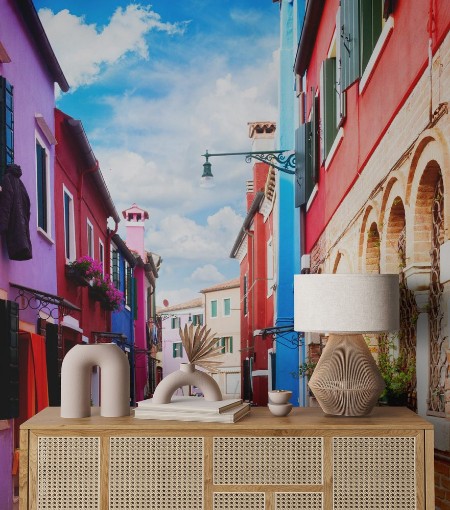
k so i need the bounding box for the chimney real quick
[122,203,149,259]
[248,121,276,152]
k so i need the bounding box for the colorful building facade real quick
[294,0,449,504]
[0,0,68,506]
[230,122,276,406]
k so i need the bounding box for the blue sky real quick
[34,0,280,306]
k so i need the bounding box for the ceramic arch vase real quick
[152,363,222,404]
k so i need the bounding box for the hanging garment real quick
[0,164,32,260]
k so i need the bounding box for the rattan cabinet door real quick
[332,436,418,510]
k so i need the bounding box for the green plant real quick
[295,359,317,379]
[377,335,415,399]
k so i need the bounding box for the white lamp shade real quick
[294,274,399,333]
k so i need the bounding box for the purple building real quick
[0,1,68,507]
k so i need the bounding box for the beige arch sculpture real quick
[61,343,130,418]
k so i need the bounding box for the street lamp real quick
[201,149,295,188]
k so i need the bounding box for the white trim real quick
[35,132,52,238]
[359,16,394,94]
[260,195,274,222]
[252,370,269,377]
[324,127,344,170]
[35,114,57,145]
[61,316,83,334]
[37,227,54,244]
[99,239,105,274]
[235,241,247,263]
[63,185,76,262]
[306,184,319,212]
[86,218,94,258]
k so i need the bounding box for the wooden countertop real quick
[21,406,433,431]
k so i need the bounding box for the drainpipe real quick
[244,228,255,360]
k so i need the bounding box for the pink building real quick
[122,204,160,401]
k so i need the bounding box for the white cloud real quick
[156,287,200,308]
[39,5,187,90]
[147,207,244,262]
[190,264,226,283]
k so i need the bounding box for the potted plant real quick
[377,335,415,406]
[89,274,124,311]
[66,256,103,286]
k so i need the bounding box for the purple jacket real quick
[0,165,32,260]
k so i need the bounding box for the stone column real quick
[414,290,430,417]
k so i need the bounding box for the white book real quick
[136,396,243,414]
[134,402,251,424]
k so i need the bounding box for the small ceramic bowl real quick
[268,390,292,405]
[268,403,293,417]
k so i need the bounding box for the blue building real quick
[274,0,306,406]
[110,233,137,405]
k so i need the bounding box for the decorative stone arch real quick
[332,250,353,273]
[380,178,407,273]
[407,128,450,266]
[359,205,381,273]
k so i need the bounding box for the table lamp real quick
[294,274,399,417]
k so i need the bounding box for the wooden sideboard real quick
[20,406,434,510]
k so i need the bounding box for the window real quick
[340,0,389,90]
[243,275,248,316]
[0,76,13,182]
[216,336,233,354]
[192,313,203,326]
[99,241,104,274]
[173,342,183,358]
[171,317,180,329]
[267,238,274,296]
[63,187,75,261]
[295,97,319,207]
[111,248,119,288]
[211,300,218,318]
[36,138,50,233]
[223,298,231,316]
[125,262,132,308]
[87,220,94,258]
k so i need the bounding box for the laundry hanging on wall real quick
[0,164,32,260]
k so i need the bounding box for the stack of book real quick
[134,396,250,423]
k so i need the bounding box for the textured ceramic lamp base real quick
[308,334,385,417]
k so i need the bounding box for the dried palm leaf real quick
[179,324,224,372]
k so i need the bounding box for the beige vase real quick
[152,363,223,404]
[61,343,130,418]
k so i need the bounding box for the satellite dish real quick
[163,299,169,307]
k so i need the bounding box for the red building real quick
[294,0,450,504]
[54,109,120,351]
[230,122,276,406]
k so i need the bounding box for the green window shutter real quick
[132,277,138,320]
[340,0,360,91]
[360,0,383,73]
[295,123,307,207]
[229,337,233,354]
[112,250,119,287]
[126,266,132,307]
[0,300,19,419]
[211,300,217,318]
[323,58,338,158]
[173,343,176,357]
[311,96,319,185]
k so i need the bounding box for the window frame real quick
[99,240,104,275]
[192,313,203,326]
[111,245,120,288]
[211,299,218,318]
[63,185,76,262]
[86,219,94,258]
[223,298,231,317]
[171,316,180,329]
[0,76,14,183]
[35,134,51,237]
[173,342,183,358]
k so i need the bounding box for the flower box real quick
[65,265,92,287]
